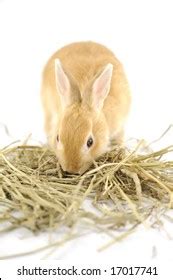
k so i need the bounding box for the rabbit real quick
[41,41,131,174]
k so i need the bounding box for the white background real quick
[0,0,173,271]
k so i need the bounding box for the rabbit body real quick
[41,41,131,174]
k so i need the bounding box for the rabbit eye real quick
[57,135,59,142]
[87,137,93,148]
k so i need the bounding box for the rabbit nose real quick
[60,166,79,175]
[64,170,79,175]
[63,170,72,175]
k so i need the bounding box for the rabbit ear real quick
[55,59,81,107]
[83,63,113,110]
[92,63,113,109]
[55,59,71,107]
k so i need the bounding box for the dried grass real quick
[0,138,173,258]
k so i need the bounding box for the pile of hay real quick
[0,140,173,256]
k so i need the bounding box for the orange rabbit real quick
[41,41,131,174]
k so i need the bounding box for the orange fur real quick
[41,41,131,174]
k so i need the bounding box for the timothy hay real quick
[0,140,173,257]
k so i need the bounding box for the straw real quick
[0,138,172,258]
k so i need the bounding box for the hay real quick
[0,139,173,257]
